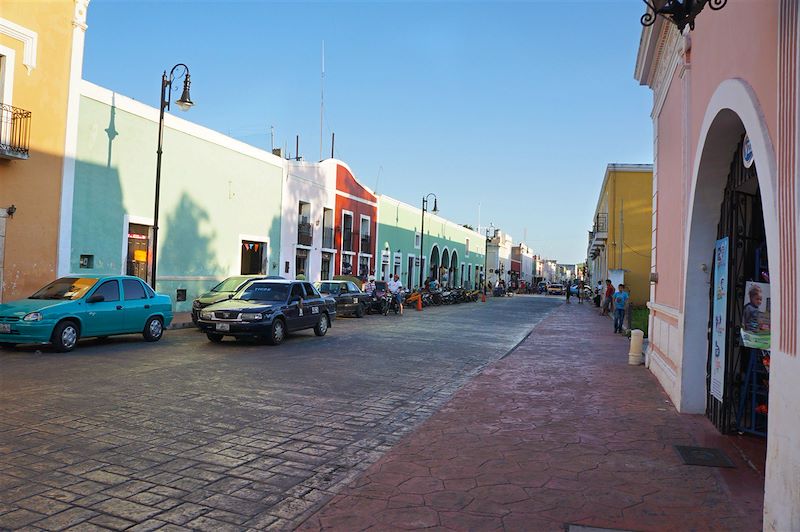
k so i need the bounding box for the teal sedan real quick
[0,275,173,352]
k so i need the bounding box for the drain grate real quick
[674,445,735,468]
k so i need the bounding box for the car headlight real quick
[192,300,202,309]
[200,311,214,320]
[241,313,263,321]
[23,312,43,322]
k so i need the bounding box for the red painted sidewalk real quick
[299,302,765,531]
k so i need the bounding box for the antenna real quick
[374,165,383,193]
[320,40,325,161]
[270,125,274,151]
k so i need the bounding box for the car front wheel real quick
[52,321,79,352]
[355,303,364,318]
[314,314,328,336]
[266,319,286,346]
[143,316,164,342]
[206,333,224,343]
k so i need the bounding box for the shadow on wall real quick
[158,192,220,277]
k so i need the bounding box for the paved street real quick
[0,296,559,531]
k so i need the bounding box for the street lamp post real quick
[483,224,494,294]
[151,64,194,290]
[418,193,438,289]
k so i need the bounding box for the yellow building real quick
[0,1,89,301]
[587,164,653,306]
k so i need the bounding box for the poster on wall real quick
[741,281,771,350]
[710,237,729,402]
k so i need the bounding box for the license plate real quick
[353,298,359,304]
[0,324,9,333]
[215,323,230,331]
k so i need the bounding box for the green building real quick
[65,81,284,312]
[375,195,485,289]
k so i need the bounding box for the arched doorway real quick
[681,78,779,448]
[430,245,440,282]
[441,248,450,286]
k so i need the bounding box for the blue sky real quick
[83,0,653,264]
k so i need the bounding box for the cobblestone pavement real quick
[0,295,559,531]
[300,302,765,532]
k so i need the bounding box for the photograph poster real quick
[741,281,771,350]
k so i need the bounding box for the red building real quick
[334,164,377,278]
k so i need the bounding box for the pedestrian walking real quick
[601,279,614,316]
[578,279,585,304]
[565,279,571,303]
[613,283,629,334]
[595,280,603,307]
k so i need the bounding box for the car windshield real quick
[29,277,99,300]
[234,282,289,302]
[316,282,341,295]
[211,276,250,292]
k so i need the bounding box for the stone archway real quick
[681,79,779,415]
[430,245,440,281]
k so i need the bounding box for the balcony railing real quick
[342,230,354,252]
[594,213,608,233]
[0,103,31,160]
[360,234,371,253]
[297,222,313,246]
[322,227,334,249]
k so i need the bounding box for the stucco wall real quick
[72,85,284,311]
[0,1,74,300]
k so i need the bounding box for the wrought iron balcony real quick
[297,222,313,246]
[594,213,608,234]
[360,234,371,253]
[322,227,334,249]
[0,103,31,160]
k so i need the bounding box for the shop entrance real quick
[126,223,152,283]
[707,135,769,437]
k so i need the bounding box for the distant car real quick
[196,280,336,345]
[314,280,371,317]
[537,281,548,294]
[0,275,173,352]
[191,275,271,324]
[547,283,564,295]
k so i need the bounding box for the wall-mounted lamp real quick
[6,205,16,217]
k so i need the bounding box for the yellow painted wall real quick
[604,168,653,306]
[0,1,75,300]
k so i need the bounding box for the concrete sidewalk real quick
[299,302,764,531]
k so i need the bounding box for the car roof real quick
[317,280,348,284]
[59,275,144,281]
[247,279,294,285]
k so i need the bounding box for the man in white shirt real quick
[387,274,404,316]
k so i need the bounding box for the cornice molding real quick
[73,0,90,30]
[0,17,37,74]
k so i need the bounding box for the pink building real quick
[635,1,799,529]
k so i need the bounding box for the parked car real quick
[191,275,273,324]
[197,280,336,345]
[314,280,371,317]
[0,275,173,352]
[547,283,565,295]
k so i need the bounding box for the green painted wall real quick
[376,195,485,289]
[72,94,284,311]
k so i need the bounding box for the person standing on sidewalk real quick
[613,283,629,334]
[577,279,585,304]
[601,279,614,316]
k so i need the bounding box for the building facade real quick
[67,81,284,312]
[376,195,485,289]
[586,164,653,306]
[485,229,513,287]
[0,0,89,301]
[635,2,799,528]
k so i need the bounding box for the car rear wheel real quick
[314,314,328,336]
[52,321,79,352]
[143,317,164,342]
[206,333,224,343]
[355,303,364,318]
[266,319,285,346]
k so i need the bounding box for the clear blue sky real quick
[83,0,653,264]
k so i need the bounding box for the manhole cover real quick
[674,445,735,468]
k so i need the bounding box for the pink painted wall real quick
[651,0,779,314]
[655,69,686,310]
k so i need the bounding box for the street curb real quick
[169,321,196,331]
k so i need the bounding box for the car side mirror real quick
[87,294,105,303]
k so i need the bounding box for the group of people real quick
[361,274,406,316]
[596,279,630,334]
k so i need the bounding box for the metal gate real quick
[706,136,766,433]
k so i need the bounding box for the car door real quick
[301,283,321,326]
[122,278,151,332]
[82,279,125,336]
[285,283,306,331]
[346,282,363,309]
